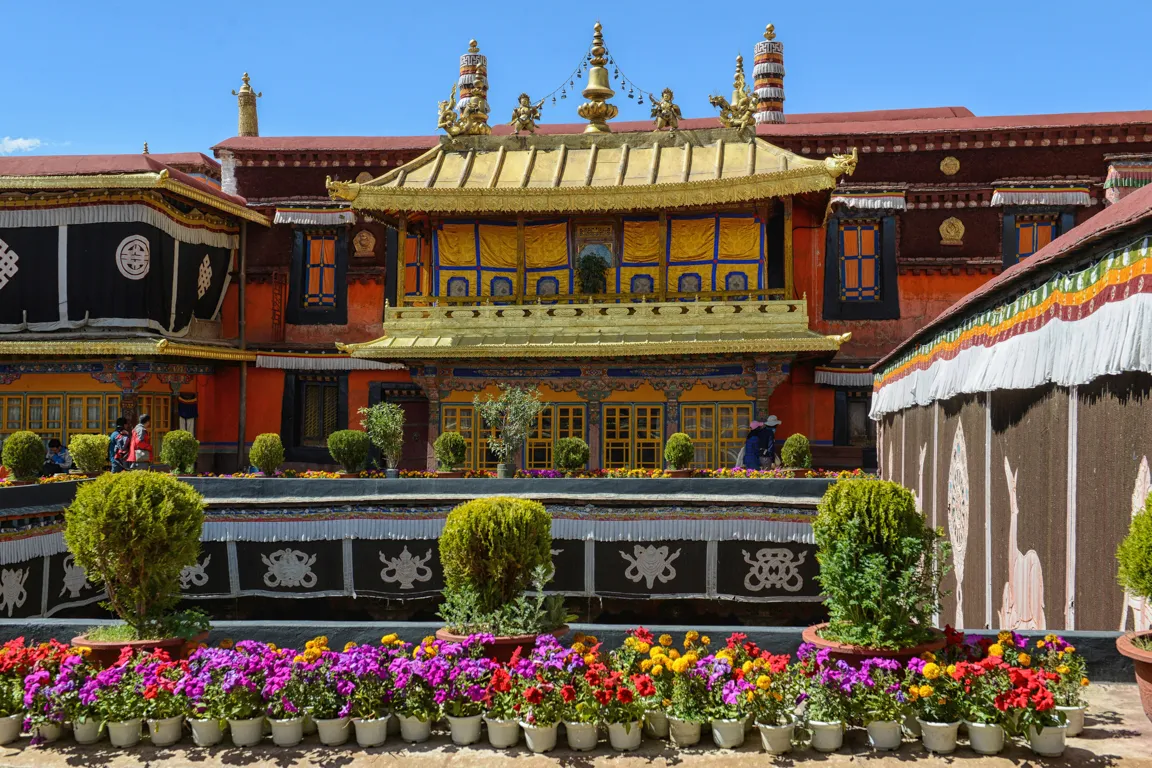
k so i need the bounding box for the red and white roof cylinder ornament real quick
[753,24,785,124]
[457,39,488,112]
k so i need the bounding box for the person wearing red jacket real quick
[128,414,153,470]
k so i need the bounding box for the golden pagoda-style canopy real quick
[328,127,856,215]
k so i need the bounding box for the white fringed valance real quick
[273,208,355,226]
[831,192,906,211]
[0,204,238,249]
[991,188,1092,207]
[255,354,405,371]
[815,368,874,387]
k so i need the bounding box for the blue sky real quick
[2,0,1150,156]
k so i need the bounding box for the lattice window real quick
[442,405,475,470]
[299,376,339,447]
[105,395,121,432]
[556,405,584,442]
[719,404,753,467]
[1016,215,1057,262]
[137,394,173,445]
[634,406,663,469]
[0,395,23,454]
[303,234,338,307]
[681,405,715,469]
[67,395,106,435]
[839,221,880,301]
[25,395,63,445]
[526,408,554,470]
[603,406,632,469]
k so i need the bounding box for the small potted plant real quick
[999,665,1066,756]
[554,437,590,475]
[1,430,44,485]
[68,434,109,477]
[391,643,441,743]
[360,402,405,478]
[703,655,752,749]
[53,650,102,744]
[665,635,708,746]
[518,680,562,752]
[1117,489,1152,724]
[434,634,496,745]
[297,638,351,746]
[473,386,544,478]
[780,433,813,477]
[18,639,73,744]
[337,637,407,747]
[748,651,797,755]
[434,431,468,478]
[136,649,187,746]
[1035,635,1089,736]
[186,642,267,747]
[484,664,522,748]
[160,429,199,475]
[249,433,285,476]
[87,649,148,748]
[327,429,370,477]
[663,432,694,477]
[905,656,963,753]
[955,657,1012,755]
[855,657,906,751]
[559,670,599,751]
[796,644,850,753]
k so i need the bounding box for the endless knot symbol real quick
[0,238,18,291]
[0,567,29,617]
[197,255,213,298]
[620,545,681,590]
[378,546,432,590]
[261,549,318,588]
[741,548,806,593]
[180,555,212,589]
[115,235,151,280]
[59,554,93,599]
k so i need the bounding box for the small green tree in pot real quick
[1117,490,1152,722]
[781,433,813,475]
[664,432,695,477]
[327,429,370,476]
[160,429,199,475]
[63,472,209,661]
[575,251,609,295]
[434,431,468,476]
[554,436,589,474]
[2,430,45,483]
[249,433,285,475]
[69,434,109,475]
[473,387,544,478]
[359,402,406,477]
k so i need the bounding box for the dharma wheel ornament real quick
[577,22,619,133]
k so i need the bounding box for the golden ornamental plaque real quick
[940,156,961,176]
[939,217,965,246]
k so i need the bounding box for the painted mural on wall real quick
[946,421,970,628]
[999,456,1047,630]
[1122,456,1152,632]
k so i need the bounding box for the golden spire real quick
[577,21,618,133]
[231,72,262,138]
[764,23,776,40]
[142,142,149,155]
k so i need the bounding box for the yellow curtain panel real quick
[527,269,570,295]
[669,217,715,263]
[667,264,714,292]
[622,220,662,264]
[478,224,519,269]
[718,217,761,260]
[479,270,518,296]
[524,222,568,269]
[716,263,760,291]
[437,223,477,267]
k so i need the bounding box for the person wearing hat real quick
[738,415,781,470]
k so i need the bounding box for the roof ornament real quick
[753,23,786,125]
[232,73,262,138]
[710,55,756,137]
[142,142,149,155]
[577,22,618,133]
[445,40,492,136]
[508,93,544,135]
[824,147,859,178]
[648,88,681,132]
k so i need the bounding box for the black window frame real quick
[1000,208,1076,268]
[823,213,900,321]
[280,371,348,463]
[832,388,877,448]
[286,228,349,325]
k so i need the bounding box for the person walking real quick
[760,415,781,467]
[128,414,153,470]
[108,417,130,473]
[739,421,765,470]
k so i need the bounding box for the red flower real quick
[630,627,654,645]
[593,689,612,706]
[490,668,512,694]
[726,632,748,650]
[633,675,656,698]
[524,686,543,705]
[561,685,576,703]
[143,685,158,700]
[617,687,634,704]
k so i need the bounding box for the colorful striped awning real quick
[990,186,1092,207]
[273,207,356,226]
[830,191,906,211]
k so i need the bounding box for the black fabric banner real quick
[594,541,708,596]
[715,541,817,599]
[67,222,174,327]
[0,226,60,325]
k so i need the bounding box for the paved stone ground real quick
[2,683,1149,767]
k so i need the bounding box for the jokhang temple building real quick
[3,22,1152,473]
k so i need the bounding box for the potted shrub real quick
[69,434,109,477]
[473,386,544,478]
[159,429,199,475]
[1118,489,1152,724]
[905,657,964,753]
[327,429,370,477]
[856,657,906,750]
[804,477,949,660]
[359,402,405,478]
[575,251,609,295]
[250,433,285,476]
[780,433,813,477]
[554,436,589,474]
[436,496,571,660]
[663,432,694,478]
[434,431,468,478]
[1,430,44,485]
[63,472,209,664]
[796,644,850,752]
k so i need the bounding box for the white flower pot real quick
[668,716,702,747]
[302,713,317,735]
[269,716,304,747]
[398,714,432,743]
[711,717,746,749]
[484,716,519,748]
[351,717,388,747]
[0,713,21,745]
[866,719,902,751]
[228,716,265,747]
[757,720,794,754]
[644,709,669,739]
[608,720,643,751]
[446,714,482,746]
[1029,723,1068,757]
[564,720,597,751]
[107,719,142,748]
[73,717,102,745]
[520,721,558,753]
[917,719,960,754]
[189,718,223,747]
[809,719,844,752]
[965,720,1005,755]
[1057,705,1086,737]
[315,716,350,746]
[903,714,922,738]
[147,715,184,747]
[32,722,62,743]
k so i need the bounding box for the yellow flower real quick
[659,634,673,647]
[650,648,665,660]
[267,644,277,653]
[920,651,937,662]
[636,642,651,654]
[651,664,664,677]
[1064,645,1076,654]
[685,630,700,643]
[918,685,933,698]
[684,652,698,665]
[1036,640,1046,648]
[998,631,1013,643]
[75,646,92,658]
[771,691,783,702]
[584,635,598,645]
[742,661,754,675]
[624,637,637,650]
[1080,677,1090,687]
[1018,653,1031,667]
[756,675,772,691]
[219,638,234,650]
[1044,634,1058,643]
[571,642,587,654]
[584,653,597,666]
[344,641,357,652]
[640,659,654,672]
[700,636,711,646]
[313,635,329,648]
[411,647,421,659]
[716,650,733,662]
[668,649,681,661]
[423,645,437,657]
[293,654,306,663]
[922,663,941,680]
[1056,665,1070,675]
[573,632,586,644]
[988,644,1004,657]
[907,688,919,702]
[422,636,435,646]
[746,690,756,703]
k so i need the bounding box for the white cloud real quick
[0,137,42,155]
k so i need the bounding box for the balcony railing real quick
[399,288,788,307]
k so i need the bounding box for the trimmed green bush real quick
[250,433,285,475]
[69,434,109,474]
[1118,491,1152,602]
[554,436,590,472]
[434,431,468,470]
[2,430,44,481]
[359,402,406,468]
[575,251,609,294]
[439,496,552,614]
[664,432,694,470]
[781,433,813,469]
[327,429,370,473]
[813,477,949,649]
[160,429,199,474]
[64,472,205,637]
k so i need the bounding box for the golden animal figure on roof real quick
[508,93,544,135]
[649,88,682,132]
[710,55,756,135]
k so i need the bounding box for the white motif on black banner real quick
[620,545,680,589]
[999,456,1046,630]
[59,555,92,599]
[180,555,212,589]
[947,422,970,629]
[378,546,432,590]
[197,255,213,298]
[1122,456,1152,632]
[0,567,29,617]
[741,548,806,592]
[261,549,318,588]
[115,235,151,280]
[0,238,19,291]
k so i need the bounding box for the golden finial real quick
[764,23,776,40]
[577,21,618,133]
[709,54,756,136]
[142,142,149,155]
[468,39,479,53]
[232,72,262,138]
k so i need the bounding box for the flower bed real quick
[0,626,1088,755]
[178,467,869,480]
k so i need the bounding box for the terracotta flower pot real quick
[436,470,465,478]
[71,632,207,668]
[801,623,946,666]
[665,468,692,478]
[435,626,568,664]
[1117,631,1152,724]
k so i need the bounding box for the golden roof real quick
[328,127,856,214]
[0,338,256,362]
[338,299,849,360]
